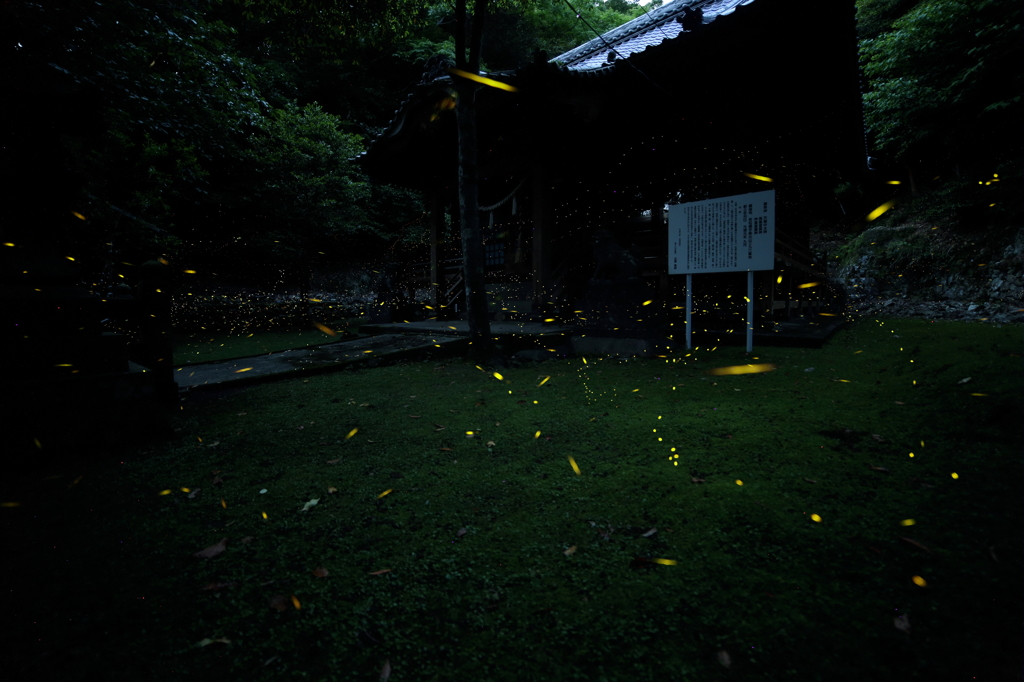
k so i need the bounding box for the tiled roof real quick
[551,0,757,71]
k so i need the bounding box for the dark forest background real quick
[1,0,1020,295]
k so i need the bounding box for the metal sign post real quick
[669,190,776,354]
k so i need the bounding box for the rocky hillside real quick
[809,220,1024,326]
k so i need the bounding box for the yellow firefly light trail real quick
[568,456,581,475]
[538,376,550,387]
[866,201,896,221]
[448,68,518,92]
[742,172,773,182]
[652,558,677,565]
[706,363,777,376]
[797,282,819,289]
[345,428,359,440]
[377,489,393,499]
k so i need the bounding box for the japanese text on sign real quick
[667,190,775,274]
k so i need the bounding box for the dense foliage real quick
[854,0,1021,227]
[8,0,1013,291]
[2,0,658,291]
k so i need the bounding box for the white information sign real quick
[668,190,775,274]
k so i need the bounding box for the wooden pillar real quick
[531,166,552,314]
[136,260,177,409]
[429,189,445,311]
[785,270,794,320]
[652,203,670,299]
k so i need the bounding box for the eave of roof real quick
[550,0,757,71]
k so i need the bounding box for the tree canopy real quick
[11,0,1011,291]
[2,0,660,291]
[857,0,1021,171]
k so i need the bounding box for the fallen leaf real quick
[872,434,885,442]
[237,412,247,416]
[456,527,467,538]
[439,447,453,451]
[359,403,370,407]
[899,536,933,554]
[196,637,231,647]
[804,478,818,484]
[268,595,290,611]
[211,473,224,485]
[641,528,658,537]
[326,458,340,463]
[409,415,421,418]
[486,440,496,447]
[868,465,889,472]
[311,566,329,578]
[194,537,227,559]
[718,650,732,668]
[187,488,201,499]
[894,614,911,633]
[564,545,577,556]
[690,476,705,483]
[516,400,527,404]
[368,568,392,575]
[239,536,254,544]
[380,659,392,682]
[327,486,337,494]
[958,377,972,384]
[300,498,320,512]
[895,401,905,405]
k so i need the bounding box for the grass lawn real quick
[172,317,370,366]
[3,316,1021,681]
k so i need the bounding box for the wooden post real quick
[652,203,670,299]
[531,165,551,316]
[429,190,445,311]
[136,260,177,409]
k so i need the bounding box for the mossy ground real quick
[3,316,1021,681]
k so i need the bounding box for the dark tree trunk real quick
[454,0,504,365]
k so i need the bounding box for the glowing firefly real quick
[448,68,518,92]
[866,201,895,221]
[706,363,776,376]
